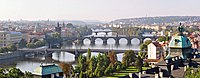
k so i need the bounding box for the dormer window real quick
[175,39,179,44]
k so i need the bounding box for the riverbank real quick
[0,51,25,60]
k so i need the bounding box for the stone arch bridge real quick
[78,35,159,45]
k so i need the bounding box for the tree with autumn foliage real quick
[107,51,117,64]
[59,63,73,77]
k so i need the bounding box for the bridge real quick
[77,35,159,45]
[72,28,160,45]
[18,48,141,55]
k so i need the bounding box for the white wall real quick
[148,43,157,59]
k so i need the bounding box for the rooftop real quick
[33,64,63,76]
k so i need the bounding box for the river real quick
[0,37,140,73]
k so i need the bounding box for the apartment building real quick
[0,31,22,47]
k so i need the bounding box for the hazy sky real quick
[0,0,200,21]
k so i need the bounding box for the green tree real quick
[140,40,152,51]
[0,68,6,78]
[7,44,17,51]
[87,48,91,61]
[18,39,27,48]
[23,71,33,78]
[158,36,166,42]
[7,68,24,78]
[78,55,87,72]
[122,50,136,67]
[0,48,5,53]
[104,64,112,76]
[26,43,35,48]
[35,40,46,47]
[138,52,147,59]
[79,71,83,78]
[135,56,143,72]
[144,40,152,45]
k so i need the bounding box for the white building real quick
[147,41,163,59]
[0,31,22,47]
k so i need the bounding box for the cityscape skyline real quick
[1,0,200,21]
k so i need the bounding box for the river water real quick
[0,36,140,73]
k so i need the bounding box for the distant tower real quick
[55,22,61,37]
[62,22,65,28]
[33,23,40,33]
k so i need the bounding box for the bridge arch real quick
[83,38,91,45]
[95,38,103,45]
[52,52,75,62]
[131,38,140,45]
[107,38,115,44]
[119,38,128,44]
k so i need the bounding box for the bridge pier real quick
[90,38,95,45]
[75,50,80,60]
[115,38,119,45]
[127,37,132,45]
[103,38,107,45]
[79,39,84,45]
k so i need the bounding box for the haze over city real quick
[1,0,200,21]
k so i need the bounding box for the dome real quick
[169,35,191,48]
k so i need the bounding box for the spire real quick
[57,22,59,27]
[63,22,65,27]
[178,22,184,35]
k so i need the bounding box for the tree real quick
[158,36,166,42]
[88,56,97,76]
[140,40,152,51]
[7,44,17,51]
[122,50,136,67]
[79,71,83,78]
[18,39,27,48]
[104,64,112,76]
[59,63,72,77]
[140,44,147,51]
[24,71,33,78]
[135,56,143,72]
[7,68,24,78]
[78,55,87,72]
[107,51,117,64]
[87,48,91,61]
[26,43,36,48]
[144,40,152,45]
[35,40,46,47]
[0,48,5,53]
[0,68,6,78]
[138,52,147,59]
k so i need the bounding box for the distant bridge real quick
[18,48,143,55]
[77,35,159,45]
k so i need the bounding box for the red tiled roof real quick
[152,41,162,47]
[29,32,45,35]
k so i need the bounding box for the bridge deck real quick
[18,48,142,54]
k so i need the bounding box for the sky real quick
[0,0,200,21]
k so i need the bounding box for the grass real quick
[106,66,150,78]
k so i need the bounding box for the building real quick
[156,25,193,77]
[0,31,22,47]
[28,32,45,41]
[33,64,63,78]
[148,41,163,59]
[166,26,192,60]
[55,22,61,37]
